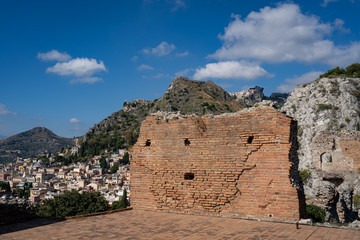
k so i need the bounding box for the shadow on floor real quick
[0,217,64,235]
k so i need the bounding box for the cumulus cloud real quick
[277,71,323,92]
[37,50,71,62]
[47,58,106,77]
[137,64,154,71]
[0,104,16,115]
[142,41,176,56]
[193,61,271,80]
[210,3,359,67]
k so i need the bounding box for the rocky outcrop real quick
[282,77,360,223]
[231,86,265,106]
[231,86,289,107]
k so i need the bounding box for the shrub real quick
[297,127,303,137]
[300,169,311,184]
[318,104,332,111]
[353,195,360,209]
[36,190,109,218]
[306,204,326,223]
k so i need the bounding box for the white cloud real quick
[333,18,350,33]
[142,41,176,56]
[69,118,80,124]
[321,0,337,7]
[69,118,81,131]
[37,50,71,62]
[277,71,323,92]
[0,104,16,115]
[47,58,106,77]
[176,51,189,57]
[193,61,271,80]
[137,64,154,71]
[210,3,359,67]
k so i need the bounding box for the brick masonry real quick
[130,108,306,222]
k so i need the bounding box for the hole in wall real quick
[184,138,190,146]
[184,173,194,180]
[145,139,151,147]
[247,136,254,144]
[268,214,273,218]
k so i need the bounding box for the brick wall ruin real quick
[130,108,305,222]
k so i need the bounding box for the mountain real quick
[0,135,7,140]
[0,127,74,163]
[282,69,360,223]
[79,77,246,157]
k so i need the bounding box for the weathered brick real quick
[131,108,304,222]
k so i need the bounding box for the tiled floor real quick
[1,209,359,239]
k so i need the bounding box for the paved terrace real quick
[1,209,359,239]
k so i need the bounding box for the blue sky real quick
[1,0,360,138]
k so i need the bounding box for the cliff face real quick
[282,77,360,223]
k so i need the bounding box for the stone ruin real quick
[130,107,306,222]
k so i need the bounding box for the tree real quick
[100,157,107,170]
[110,164,119,174]
[0,182,10,192]
[346,63,360,77]
[37,190,109,218]
[121,152,130,165]
[119,189,127,209]
[17,182,32,199]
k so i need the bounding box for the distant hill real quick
[0,127,74,163]
[79,77,247,157]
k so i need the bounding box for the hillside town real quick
[0,146,130,206]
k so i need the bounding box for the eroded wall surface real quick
[312,131,360,172]
[130,108,305,222]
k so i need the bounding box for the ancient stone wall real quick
[130,108,305,222]
[311,131,360,172]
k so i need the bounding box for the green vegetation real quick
[297,126,303,137]
[345,118,350,123]
[36,190,108,218]
[112,189,128,210]
[110,164,119,174]
[353,195,360,209]
[0,127,74,164]
[100,157,107,171]
[319,63,360,78]
[306,204,326,223]
[16,182,32,199]
[317,104,333,111]
[121,152,130,165]
[300,169,311,184]
[0,181,10,191]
